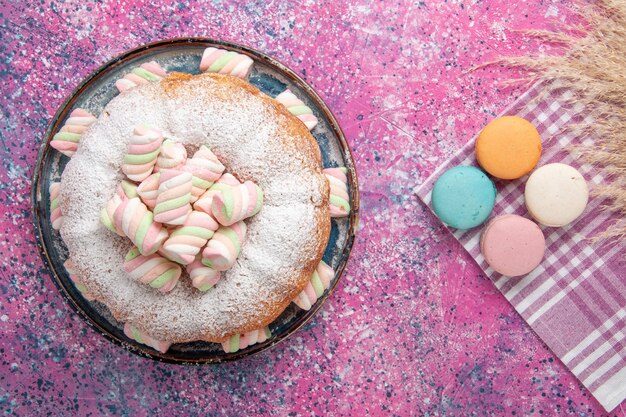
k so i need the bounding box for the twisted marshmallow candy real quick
[162,211,219,265]
[193,173,240,214]
[115,61,167,93]
[292,260,334,310]
[50,109,97,157]
[155,139,187,172]
[122,125,164,182]
[186,255,221,292]
[222,327,271,353]
[49,182,63,231]
[64,259,95,301]
[124,247,181,293]
[275,89,318,130]
[201,221,247,271]
[153,169,193,226]
[183,146,225,202]
[120,179,139,199]
[156,246,179,263]
[199,47,253,79]
[100,180,139,235]
[212,181,263,226]
[137,172,160,209]
[123,323,171,353]
[324,167,351,218]
[113,197,168,255]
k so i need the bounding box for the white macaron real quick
[524,163,588,227]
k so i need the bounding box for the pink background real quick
[0,0,621,416]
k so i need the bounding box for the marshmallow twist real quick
[199,47,253,79]
[324,167,351,218]
[124,323,171,353]
[162,211,219,265]
[211,181,264,226]
[156,246,179,263]
[186,255,222,292]
[155,139,187,172]
[292,260,334,310]
[49,182,63,231]
[137,172,160,210]
[201,221,247,271]
[119,179,139,199]
[124,247,181,293]
[122,125,164,182]
[100,192,124,235]
[222,327,271,353]
[153,170,193,226]
[116,61,167,93]
[113,197,168,255]
[101,180,139,235]
[275,89,318,130]
[183,146,225,202]
[50,109,97,157]
[64,259,95,301]
[193,173,240,214]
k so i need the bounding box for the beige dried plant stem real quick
[486,0,626,242]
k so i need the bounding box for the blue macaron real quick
[431,165,496,229]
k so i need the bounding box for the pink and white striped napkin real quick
[415,82,626,411]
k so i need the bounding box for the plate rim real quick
[31,37,360,364]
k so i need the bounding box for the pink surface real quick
[0,1,622,416]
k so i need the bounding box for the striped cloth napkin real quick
[415,82,626,412]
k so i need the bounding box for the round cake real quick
[57,72,332,344]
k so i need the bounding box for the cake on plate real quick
[48,48,351,354]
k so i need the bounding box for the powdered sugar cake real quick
[58,72,331,343]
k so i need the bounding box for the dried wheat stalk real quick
[490,0,626,242]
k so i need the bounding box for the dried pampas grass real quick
[489,0,626,243]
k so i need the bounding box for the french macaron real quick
[475,116,542,180]
[431,165,497,229]
[524,163,588,227]
[480,214,545,277]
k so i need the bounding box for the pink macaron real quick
[480,214,545,277]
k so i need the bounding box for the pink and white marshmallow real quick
[50,109,97,157]
[113,197,168,256]
[137,172,160,210]
[275,89,318,130]
[201,221,247,271]
[153,169,193,226]
[64,259,95,301]
[183,146,225,202]
[115,61,167,93]
[162,211,219,265]
[211,180,264,226]
[119,179,139,199]
[124,247,181,293]
[49,182,63,231]
[199,47,253,79]
[193,173,240,214]
[222,327,271,353]
[101,180,139,235]
[122,125,164,182]
[124,323,171,353]
[155,139,187,172]
[186,255,222,292]
[292,260,334,310]
[323,167,351,218]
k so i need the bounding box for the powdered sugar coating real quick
[59,73,330,343]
